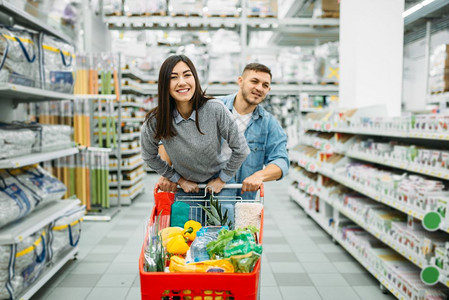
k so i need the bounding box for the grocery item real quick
[169,256,234,273]
[40,33,75,93]
[183,220,202,242]
[234,203,263,230]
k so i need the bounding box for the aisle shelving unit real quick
[0,147,79,169]
[0,3,84,298]
[290,113,449,293]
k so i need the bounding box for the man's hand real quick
[178,177,199,193]
[206,177,225,194]
[157,176,178,192]
[241,173,264,194]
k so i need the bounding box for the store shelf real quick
[319,167,427,221]
[427,92,449,105]
[0,83,73,102]
[333,202,427,269]
[117,101,148,109]
[109,172,145,187]
[344,150,449,181]
[106,16,339,31]
[121,117,145,123]
[84,206,120,222]
[0,199,81,245]
[0,147,79,169]
[333,234,410,300]
[110,160,144,171]
[121,85,150,95]
[109,182,145,206]
[302,124,449,141]
[204,83,338,96]
[19,247,78,299]
[121,68,153,82]
[300,107,326,113]
[120,132,141,140]
[0,0,72,43]
[74,94,116,100]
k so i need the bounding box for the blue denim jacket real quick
[219,93,289,199]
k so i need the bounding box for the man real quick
[158,63,289,199]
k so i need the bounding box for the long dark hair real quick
[144,55,211,140]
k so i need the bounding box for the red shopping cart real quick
[139,184,264,300]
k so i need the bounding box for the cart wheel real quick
[379,283,389,294]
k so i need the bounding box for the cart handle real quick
[154,183,264,198]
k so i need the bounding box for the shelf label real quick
[421,266,439,286]
[422,212,442,232]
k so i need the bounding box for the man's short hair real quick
[243,63,272,79]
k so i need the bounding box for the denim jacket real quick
[219,93,289,199]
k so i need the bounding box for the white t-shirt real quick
[221,109,252,162]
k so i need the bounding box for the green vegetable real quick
[199,195,233,228]
[206,226,260,259]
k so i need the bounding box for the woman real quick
[141,55,249,195]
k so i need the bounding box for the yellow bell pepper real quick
[169,256,234,273]
[160,227,184,248]
[183,220,202,242]
[166,234,190,255]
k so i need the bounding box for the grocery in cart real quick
[139,183,265,300]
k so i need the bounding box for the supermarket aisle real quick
[31,173,395,300]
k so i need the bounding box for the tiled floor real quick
[31,173,396,300]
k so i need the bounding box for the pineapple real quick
[199,195,233,228]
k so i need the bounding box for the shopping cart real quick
[139,183,264,300]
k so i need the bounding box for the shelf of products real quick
[343,149,449,181]
[19,247,79,299]
[74,94,117,100]
[290,182,449,290]
[110,160,144,171]
[0,199,81,245]
[0,147,79,169]
[105,16,339,31]
[109,172,145,187]
[109,181,144,206]
[0,83,74,102]
[0,0,72,43]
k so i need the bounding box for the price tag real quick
[421,266,440,286]
[422,212,442,232]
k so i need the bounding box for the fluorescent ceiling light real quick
[402,0,436,18]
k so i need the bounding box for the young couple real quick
[141,55,289,205]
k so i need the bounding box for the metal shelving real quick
[109,172,145,187]
[18,247,79,299]
[0,0,72,43]
[110,160,144,171]
[0,147,79,169]
[0,83,74,102]
[105,15,339,31]
[0,199,81,245]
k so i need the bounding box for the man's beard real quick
[242,87,264,105]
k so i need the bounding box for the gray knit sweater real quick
[141,99,250,183]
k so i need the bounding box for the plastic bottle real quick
[190,226,227,262]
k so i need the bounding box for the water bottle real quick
[190,226,227,262]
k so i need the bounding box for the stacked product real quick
[47,205,85,260]
[313,0,340,18]
[247,0,277,17]
[204,0,240,16]
[177,43,208,83]
[0,230,47,299]
[168,0,203,16]
[315,42,339,84]
[124,0,167,16]
[102,0,123,15]
[429,44,449,94]
[0,26,40,87]
[0,165,66,229]
[40,34,76,93]
[0,123,72,159]
[342,228,448,300]
[208,30,241,83]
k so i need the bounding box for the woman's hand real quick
[178,177,199,193]
[206,177,225,194]
[157,176,178,192]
